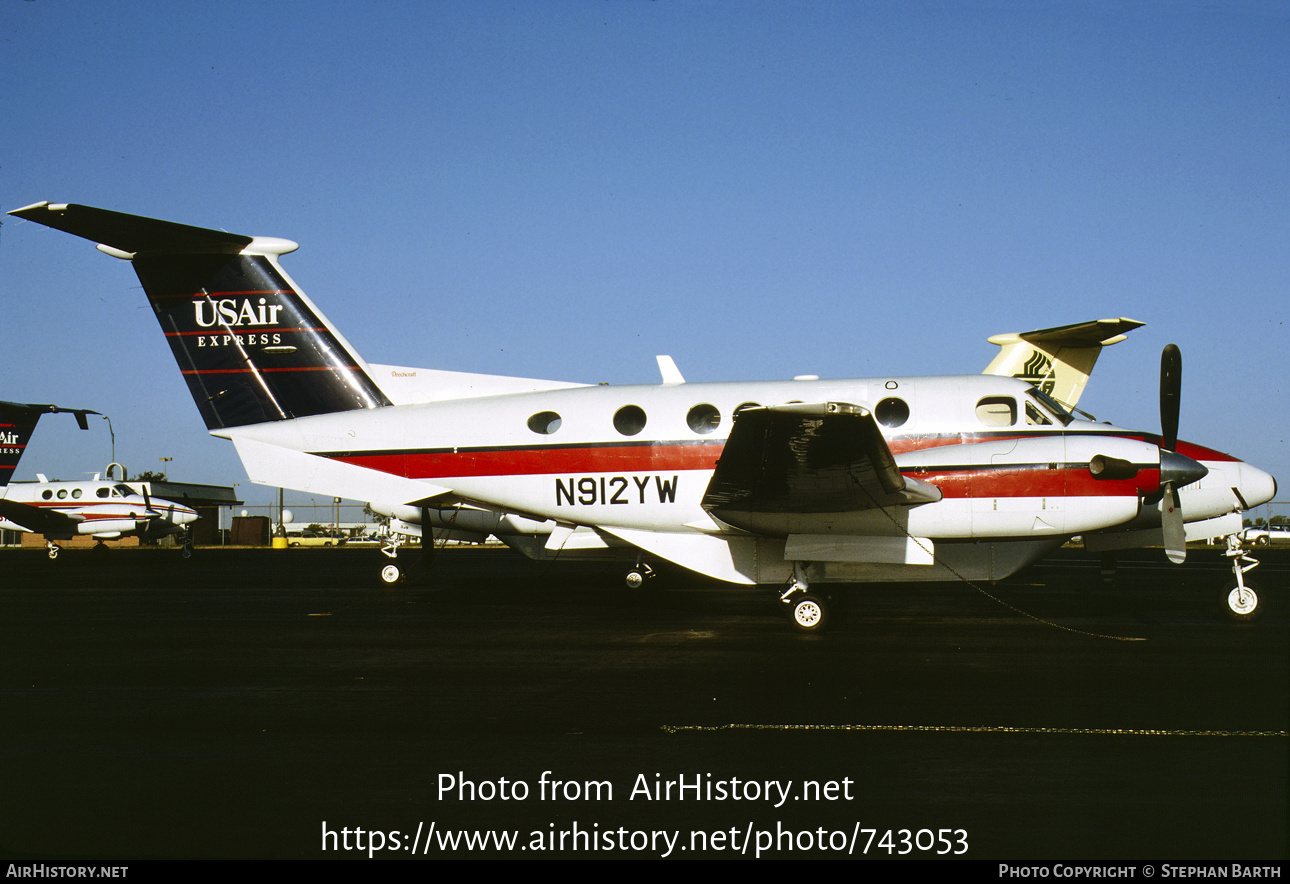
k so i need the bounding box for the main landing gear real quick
[378,530,438,586]
[780,564,830,633]
[46,540,60,560]
[1220,534,1263,622]
[624,559,656,589]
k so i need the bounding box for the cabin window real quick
[613,405,647,436]
[71,488,83,499]
[687,404,721,435]
[42,489,52,500]
[875,397,909,428]
[57,489,68,499]
[976,396,1017,427]
[97,487,110,498]
[527,411,562,435]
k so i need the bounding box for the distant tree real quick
[133,470,167,482]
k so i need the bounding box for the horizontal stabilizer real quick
[9,202,253,255]
[984,317,1144,410]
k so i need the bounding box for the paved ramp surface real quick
[2,547,1285,859]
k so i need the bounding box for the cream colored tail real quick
[983,318,1144,410]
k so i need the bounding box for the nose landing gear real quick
[1220,534,1263,622]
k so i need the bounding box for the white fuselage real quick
[217,371,1275,583]
[0,479,198,540]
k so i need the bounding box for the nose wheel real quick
[1220,534,1263,621]
[1223,581,1262,621]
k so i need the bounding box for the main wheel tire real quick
[625,568,646,590]
[380,563,404,585]
[1223,581,1263,622]
[789,594,828,633]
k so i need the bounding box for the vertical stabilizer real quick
[983,317,1144,410]
[0,401,98,486]
[8,203,392,430]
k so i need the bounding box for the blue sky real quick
[2,1,1286,515]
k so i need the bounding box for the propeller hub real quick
[1160,450,1207,490]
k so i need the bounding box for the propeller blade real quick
[1160,343,1181,451]
[1160,483,1186,563]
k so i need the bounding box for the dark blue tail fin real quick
[9,203,392,431]
[0,401,98,486]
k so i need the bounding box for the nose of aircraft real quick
[1237,461,1277,510]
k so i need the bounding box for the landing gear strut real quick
[1220,534,1263,621]
[378,509,439,586]
[46,540,60,561]
[780,563,829,633]
[380,535,412,585]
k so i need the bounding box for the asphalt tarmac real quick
[2,544,1285,860]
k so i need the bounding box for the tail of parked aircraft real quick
[0,400,99,486]
[983,317,1145,411]
[8,203,392,431]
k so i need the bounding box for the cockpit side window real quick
[1025,402,1052,426]
[1026,388,1074,426]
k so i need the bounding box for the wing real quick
[0,497,84,534]
[701,402,940,534]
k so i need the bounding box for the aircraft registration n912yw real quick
[0,400,198,558]
[9,202,1277,629]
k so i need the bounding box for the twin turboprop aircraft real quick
[0,400,199,558]
[9,202,1277,629]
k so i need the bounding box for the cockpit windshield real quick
[112,484,135,498]
[1025,388,1074,426]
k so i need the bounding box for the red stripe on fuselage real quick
[910,467,1160,499]
[319,428,1226,495]
[326,443,723,479]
